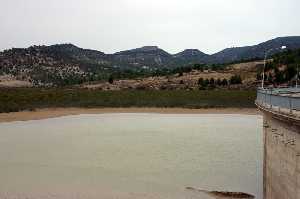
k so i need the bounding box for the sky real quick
[0,0,300,54]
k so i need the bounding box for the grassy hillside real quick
[0,88,256,113]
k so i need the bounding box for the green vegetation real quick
[0,44,232,87]
[0,88,256,113]
[230,75,242,85]
[108,76,114,84]
[61,63,229,87]
[197,77,235,90]
[107,63,228,85]
[152,63,227,77]
[257,49,300,85]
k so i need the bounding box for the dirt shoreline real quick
[0,107,261,123]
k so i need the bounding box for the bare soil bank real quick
[0,107,260,123]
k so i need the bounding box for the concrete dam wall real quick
[256,88,300,199]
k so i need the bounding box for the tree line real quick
[197,75,242,89]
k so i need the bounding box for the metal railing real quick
[256,88,300,113]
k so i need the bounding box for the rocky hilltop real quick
[113,46,173,68]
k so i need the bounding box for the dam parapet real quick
[256,87,300,199]
[256,88,300,122]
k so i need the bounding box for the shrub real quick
[221,78,228,86]
[198,78,204,86]
[108,76,114,84]
[230,75,242,85]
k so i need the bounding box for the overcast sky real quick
[0,0,299,54]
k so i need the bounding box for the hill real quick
[173,49,209,65]
[83,60,263,91]
[209,37,300,63]
[1,36,300,86]
[113,46,173,68]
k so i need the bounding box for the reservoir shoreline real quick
[0,107,260,123]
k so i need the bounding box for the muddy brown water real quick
[0,113,263,199]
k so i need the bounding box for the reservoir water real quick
[0,113,263,199]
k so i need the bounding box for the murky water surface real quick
[0,114,263,199]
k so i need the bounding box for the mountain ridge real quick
[209,36,300,63]
[2,36,300,67]
[1,36,300,86]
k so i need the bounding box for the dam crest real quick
[256,88,300,199]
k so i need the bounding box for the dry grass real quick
[84,61,263,90]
